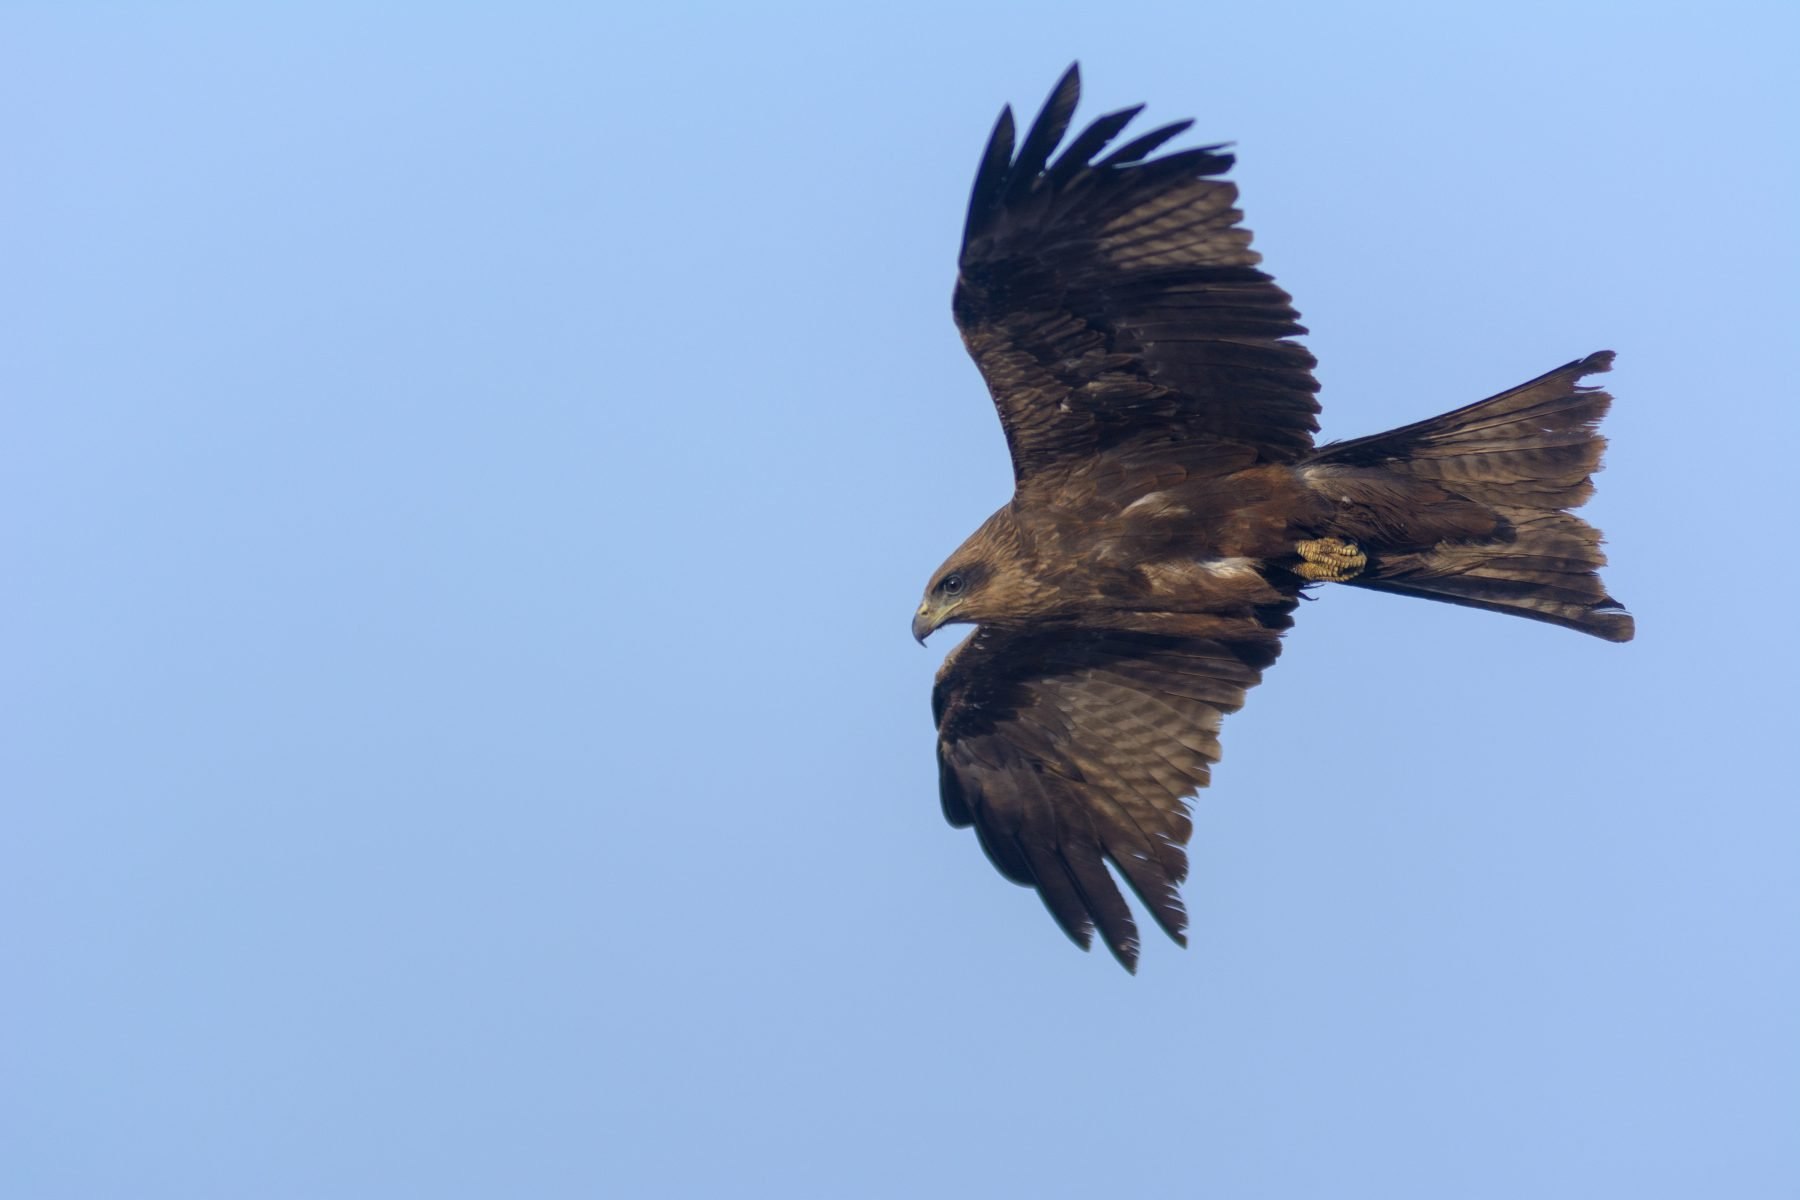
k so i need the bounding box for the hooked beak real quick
[912,602,937,645]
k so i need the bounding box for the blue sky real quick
[4,4,1796,1197]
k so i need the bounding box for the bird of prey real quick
[913,65,1633,971]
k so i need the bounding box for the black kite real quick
[913,66,1633,971]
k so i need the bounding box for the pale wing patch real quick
[1120,491,1191,518]
[1201,556,1258,577]
[1140,556,1261,594]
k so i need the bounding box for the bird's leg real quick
[1293,537,1367,582]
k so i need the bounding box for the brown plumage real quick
[914,65,1634,971]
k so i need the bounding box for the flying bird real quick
[915,65,1633,971]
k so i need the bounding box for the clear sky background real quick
[4,4,1797,1197]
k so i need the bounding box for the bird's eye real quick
[940,573,966,596]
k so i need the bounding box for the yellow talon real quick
[1294,537,1366,582]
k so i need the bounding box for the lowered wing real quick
[933,622,1286,970]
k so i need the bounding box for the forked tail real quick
[1304,352,1634,642]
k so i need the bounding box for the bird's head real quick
[912,561,989,644]
[915,507,1031,644]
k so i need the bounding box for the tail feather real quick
[1359,508,1634,642]
[1307,352,1634,643]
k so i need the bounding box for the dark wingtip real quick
[1098,917,1144,973]
[962,104,1017,248]
[1105,925,1143,972]
[1006,64,1083,198]
[1097,118,1198,168]
[1047,103,1146,188]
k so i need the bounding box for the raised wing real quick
[956,64,1320,485]
[933,623,1285,970]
